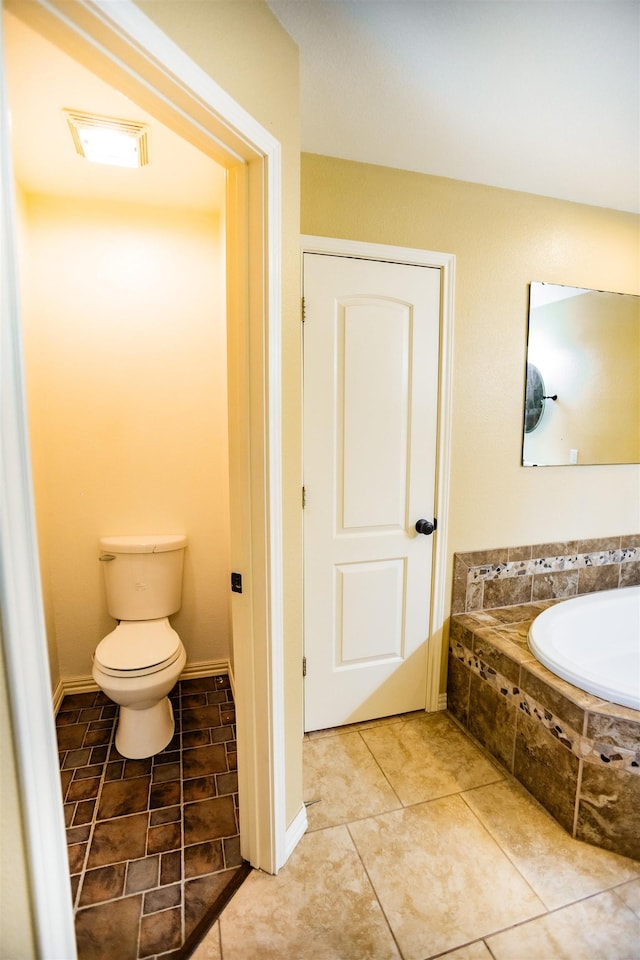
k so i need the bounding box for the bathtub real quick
[528,585,640,710]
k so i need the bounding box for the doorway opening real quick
[5,12,245,953]
[0,3,290,956]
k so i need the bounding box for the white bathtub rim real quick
[528,585,640,711]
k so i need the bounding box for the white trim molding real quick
[52,680,66,715]
[301,236,455,714]
[53,660,233,714]
[1,3,290,956]
[285,804,309,862]
[1,11,77,957]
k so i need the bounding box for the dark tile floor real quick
[56,675,249,960]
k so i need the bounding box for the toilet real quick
[92,534,187,759]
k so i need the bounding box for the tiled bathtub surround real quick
[451,535,640,615]
[56,676,249,960]
[448,535,640,861]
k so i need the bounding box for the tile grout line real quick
[355,723,406,809]
[177,682,186,955]
[608,883,640,920]
[344,819,407,960]
[572,757,584,840]
[474,886,640,952]
[73,698,117,914]
[426,935,497,960]
[573,706,590,841]
[456,787,550,914]
[483,937,501,960]
[458,781,640,923]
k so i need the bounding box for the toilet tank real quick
[99,535,187,621]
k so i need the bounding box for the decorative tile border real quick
[452,535,640,614]
[468,547,639,584]
[450,637,640,777]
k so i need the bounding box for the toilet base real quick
[115,695,175,759]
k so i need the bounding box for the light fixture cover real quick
[64,110,149,168]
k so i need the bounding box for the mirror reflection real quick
[522,282,640,466]
[524,363,557,434]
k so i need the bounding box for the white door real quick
[303,253,441,731]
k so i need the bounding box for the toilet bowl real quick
[93,619,186,758]
[92,534,187,759]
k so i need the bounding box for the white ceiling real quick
[5,3,638,215]
[267,0,640,213]
[3,12,225,213]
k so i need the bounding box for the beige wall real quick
[136,0,303,824]
[15,182,60,691]
[21,193,230,681]
[301,153,640,686]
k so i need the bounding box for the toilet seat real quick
[94,618,183,678]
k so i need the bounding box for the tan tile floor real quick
[192,711,640,960]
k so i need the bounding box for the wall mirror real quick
[522,282,640,466]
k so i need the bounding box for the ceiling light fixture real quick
[64,110,149,168]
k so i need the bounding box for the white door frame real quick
[1,3,290,955]
[302,236,455,714]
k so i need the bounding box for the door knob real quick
[415,518,437,536]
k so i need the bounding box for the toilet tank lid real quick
[99,534,187,554]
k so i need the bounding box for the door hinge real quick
[230,572,243,594]
[302,486,307,509]
[303,656,307,678]
[301,297,306,323]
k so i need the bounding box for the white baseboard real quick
[57,675,101,700]
[181,658,230,682]
[227,662,236,701]
[52,679,66,714]
[284,803,308,866]
[53,659,231,713]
